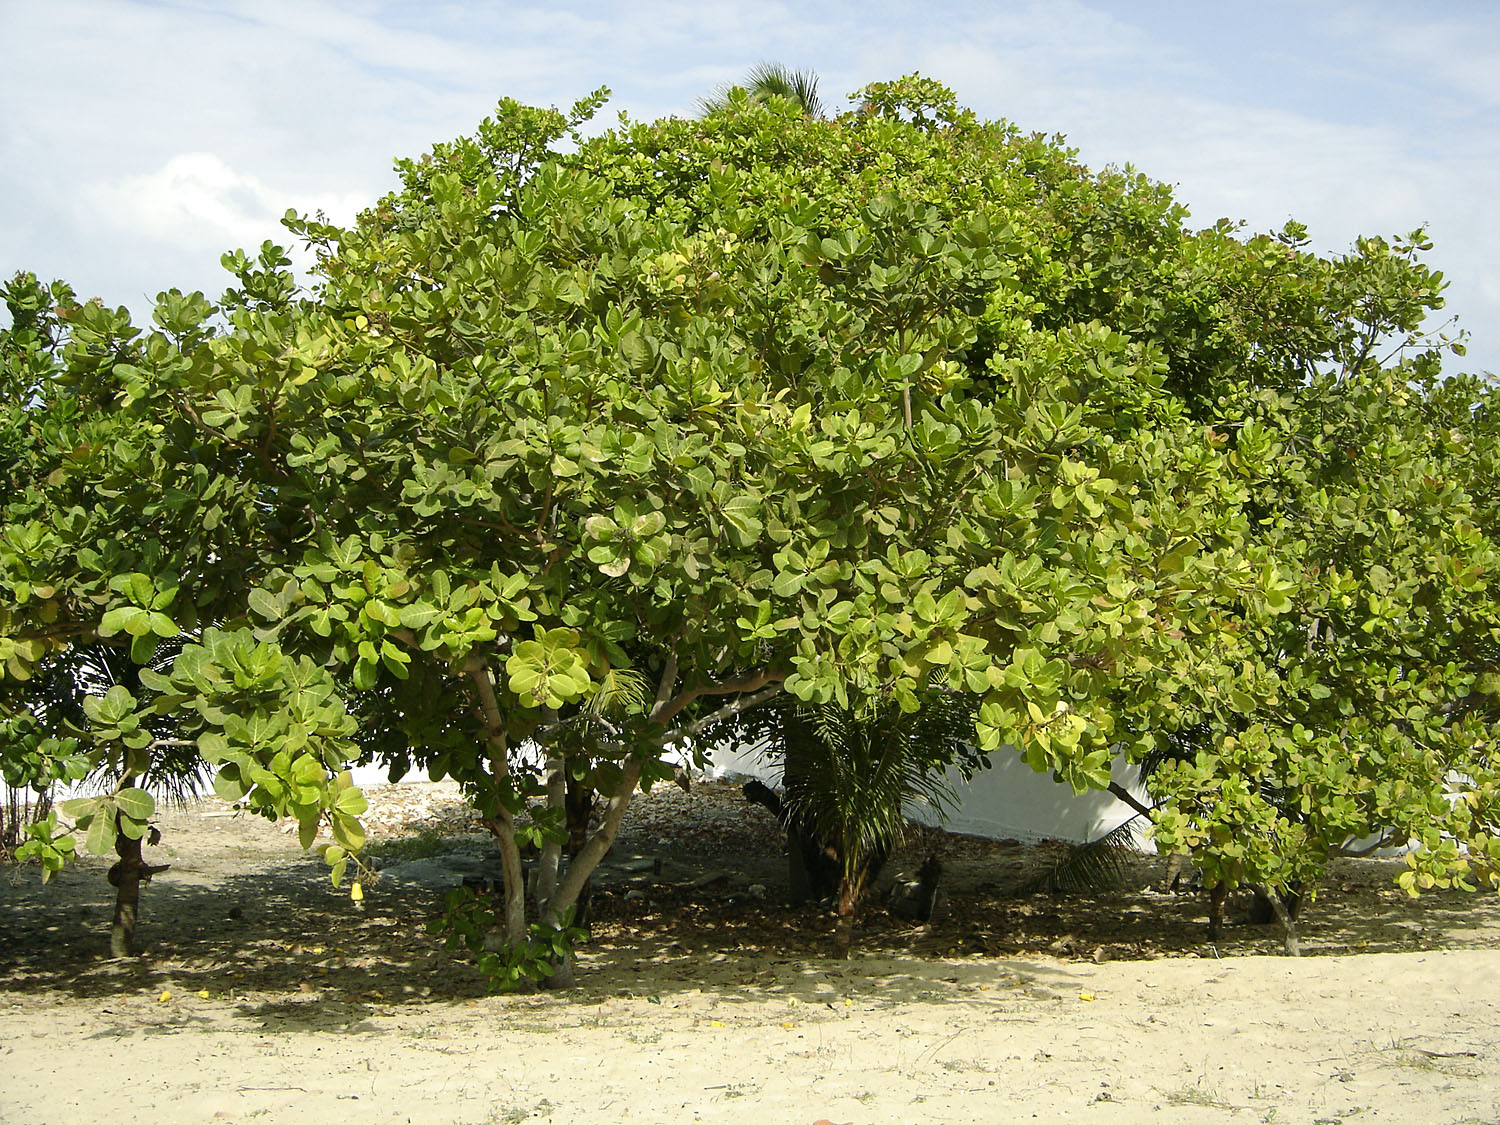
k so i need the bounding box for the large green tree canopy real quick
[3,76,1496,963]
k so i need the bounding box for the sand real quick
[3,782,1497,1124]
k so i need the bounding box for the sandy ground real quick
[3,781,1499,1124]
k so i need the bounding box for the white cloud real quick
[3,0,1495,372]
[82,152,367,255]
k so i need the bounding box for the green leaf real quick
[129,632,160,665]
[719,495,763,546]
[247,588,283,621]
[98,606,148,638]
[213,765,249,802]
[380,640,411,679]
[60,797,99,819]
[630,510,666,537]
[590,546,631,578]
[114,787,155,820]
[331,810,365,852]
[335,787,369,815]
[352,659,377,690]
[398,602,444,629]
[85,807,118,857]
[619,330,653,370]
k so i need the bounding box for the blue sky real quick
[2,0,1496,375]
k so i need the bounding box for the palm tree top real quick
[697,62,826,119]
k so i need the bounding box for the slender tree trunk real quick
[1264,887,1301,956]
[533,753,566,915]
[536,654,682,989]
[109,830,144,958]
[1206,881,1227,941]
[481,814,529,946]
[541,758,643,989]
[833,878,855,959]
[468,660,529,947]
[548,758,641,918]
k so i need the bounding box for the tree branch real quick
[1108,781,1156,820]
[663,681,786,746]
[549,756,641,922]
[467,656,527,942]
[649,652,680,721]
[1332,832,1401,858]
[653,667,787,730]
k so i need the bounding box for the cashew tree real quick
[5,75,1493,977]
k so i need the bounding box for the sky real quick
[2,0,1496,376]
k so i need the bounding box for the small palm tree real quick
[698,62,826,119]
[745,691,982,955]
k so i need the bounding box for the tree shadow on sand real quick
[4,830,1497,1036]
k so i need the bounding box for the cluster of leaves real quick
[1149,359,1500,901]
[427,887,587,992]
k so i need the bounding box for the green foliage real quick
[768,691,982,930]
[427,887,587,992]
[741,690,980,877]
[3,72,1496,956]
[13,812,76,880]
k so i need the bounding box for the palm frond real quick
[22,639,208,805]
[1008,816,1146,896]
[742,62,825,118]
[698,62,825,119]
[583,667,651,718]
[779,693,969,886]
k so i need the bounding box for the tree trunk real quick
[109,831,144,958]
[544,938,576,991]
[550,758,640,917]
[540,758,643,989]
[564,776,596,933]
[485,817,529,945]
[833,879,855,959]
[1249,882,1304,925]
[1206,881,1227,941]
[468,662,529,948]
[533,753,566,915]
[1264,886,1301,956]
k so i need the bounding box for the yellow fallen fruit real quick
[158,991,171,1003]
[197,990,210,999]
[1079,991,1096,1002]
[782,1021,796,1029]
[708,1020,725,1028]
[350,882,364,902]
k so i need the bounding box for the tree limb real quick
[663,681,786,745]
[653,667,787,730]
[1332,832,1402,858]
[467,657,527,942]
[549,756,641,922]
[1107,781,1156,820]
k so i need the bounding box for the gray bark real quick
[533,751,566,916]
